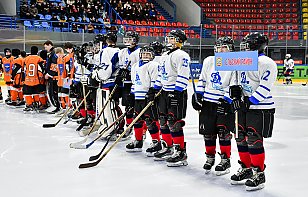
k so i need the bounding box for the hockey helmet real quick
[150,41,164,56]
[285,54,291,59]
[12,49,21,57]
[240,32,268,53]
[4,48,11,57]
[215,36,235,52]
[123,31,139,46]
[165,29,187,49]
[106,32,117,44]
[140,45,155,63]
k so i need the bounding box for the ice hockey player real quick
[0,54,3,102]
[8,49,25,107]
[230,32,277,191]
[2,48,14,103]
[37,50,48,111]
[150,41,165,63]
[153,29,190,167]
[125,45,161,155]
[23,46,44,112]
[283,54,294,85]
[91,32,124,138]
[192,36,235,175]
[115,31,141,139]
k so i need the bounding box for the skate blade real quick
[231,180,247,185]
[145,152,155,157]
[245,183,265,191]
[153,157,166,161]
[167,160,188,167]
[126,148,142,152]
[215,169,230,176]
[204,169,211,174]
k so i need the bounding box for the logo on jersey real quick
[159,61,168,81]
[58,64,64,76]
[240,72,253,93]
[135,72,142,85]
[183,58,189,67]
[210,72,223,90]
[215,57,222,67]
[4,64,11,73]
[125,58,131,71]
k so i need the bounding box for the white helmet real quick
[285,54,291,59]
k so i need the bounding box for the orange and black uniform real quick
[2,55,15,98]
[0,55,3,98]
[45,47,60,109]
[11,56,25,102]
[23,55,44,106]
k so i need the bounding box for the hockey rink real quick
[0,83,307,197]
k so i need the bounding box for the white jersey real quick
[96,46,120,88]
[284,58,294,70]
[118,46,141,83]
[154,48,191,92]
[238,55,277,109]
[73,61,91,81]
[197,56,234,104]
[131,60,159,100]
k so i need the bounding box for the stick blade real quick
[42,124,56,128]
[89,154,100,161]
[302,84,307,86]
[78,160,99,169]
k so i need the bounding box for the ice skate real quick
[145,139,163,157]
[231,161,253,185]
[203,153,215,174]
[215,153,231,176]
[166,144,188,167]
[245,166,265,191]
[126,140,143,152]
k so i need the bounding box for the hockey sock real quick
[87,109,95,116]
[65,96,71,107]
[237,145,251,168]
[39,93,47,105]
[219,140,231,158]
[134,120,144,141]
[18,89,24,101]
[25,95,34,106]
[148,121,160,141]
[171,129,185,149]
[161,127,173,146]
[204,139,216,155]
[11,89,18,102]
[142,121,148,134]
[249,147,265,171]
[80,108,86,117]
[33,94,40,104]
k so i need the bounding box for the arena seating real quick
[194,0,300,40]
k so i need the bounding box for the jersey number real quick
[28,64,36,77]
[261,70,271,81]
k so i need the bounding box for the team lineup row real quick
[0,30,276,192]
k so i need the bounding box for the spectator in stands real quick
[117,1,123,10]
[20,2,31,19]
[51,14,59,28]
[72,23,78,33]
[124,1,131,10]
[87,22,94,33]
[29,4,39,19]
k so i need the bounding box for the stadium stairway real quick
[148,0,175,22]
[0,15,18,29]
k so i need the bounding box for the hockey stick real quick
[76,66,89,131]
[189,63,201,113]
[70,107,132,149]
[78,89,162,168]
[42,91,90,128]
[302,79,308,86]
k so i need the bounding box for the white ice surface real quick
[1,84,308,197]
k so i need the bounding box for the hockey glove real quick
[191,93,203,111]
[243,96,253,111]
[168,90,180,107]
[115,68,129,85]
[146,87,157,102]
[217,98,231,115]
[229,85,242,100]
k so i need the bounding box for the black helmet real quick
[167,29,187,43]
[150,41,164,55]
[215,36,235,52]
[106,32,117,44]
[139,45,155,62]
[240,32,268,53]
[12,49,21,57]
[93,33,106,44]
[123,31,139,46]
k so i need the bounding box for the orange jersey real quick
[12,57,25,87]
[24,55,44,86]
[2,56,15,82]
[56,57,67,87]
[64,52,75,79]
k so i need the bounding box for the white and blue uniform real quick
[94,46,120,88]
[239,54,277,109]
[118,47,141,83]
[197,56,234,104]
[131,60,159,100]
[154,49,190,92]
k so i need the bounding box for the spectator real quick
[72,23,78,33]
[20,3,30,19]
[87,22,94,33]
[29,4,39,19]
[124,1,131,10]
